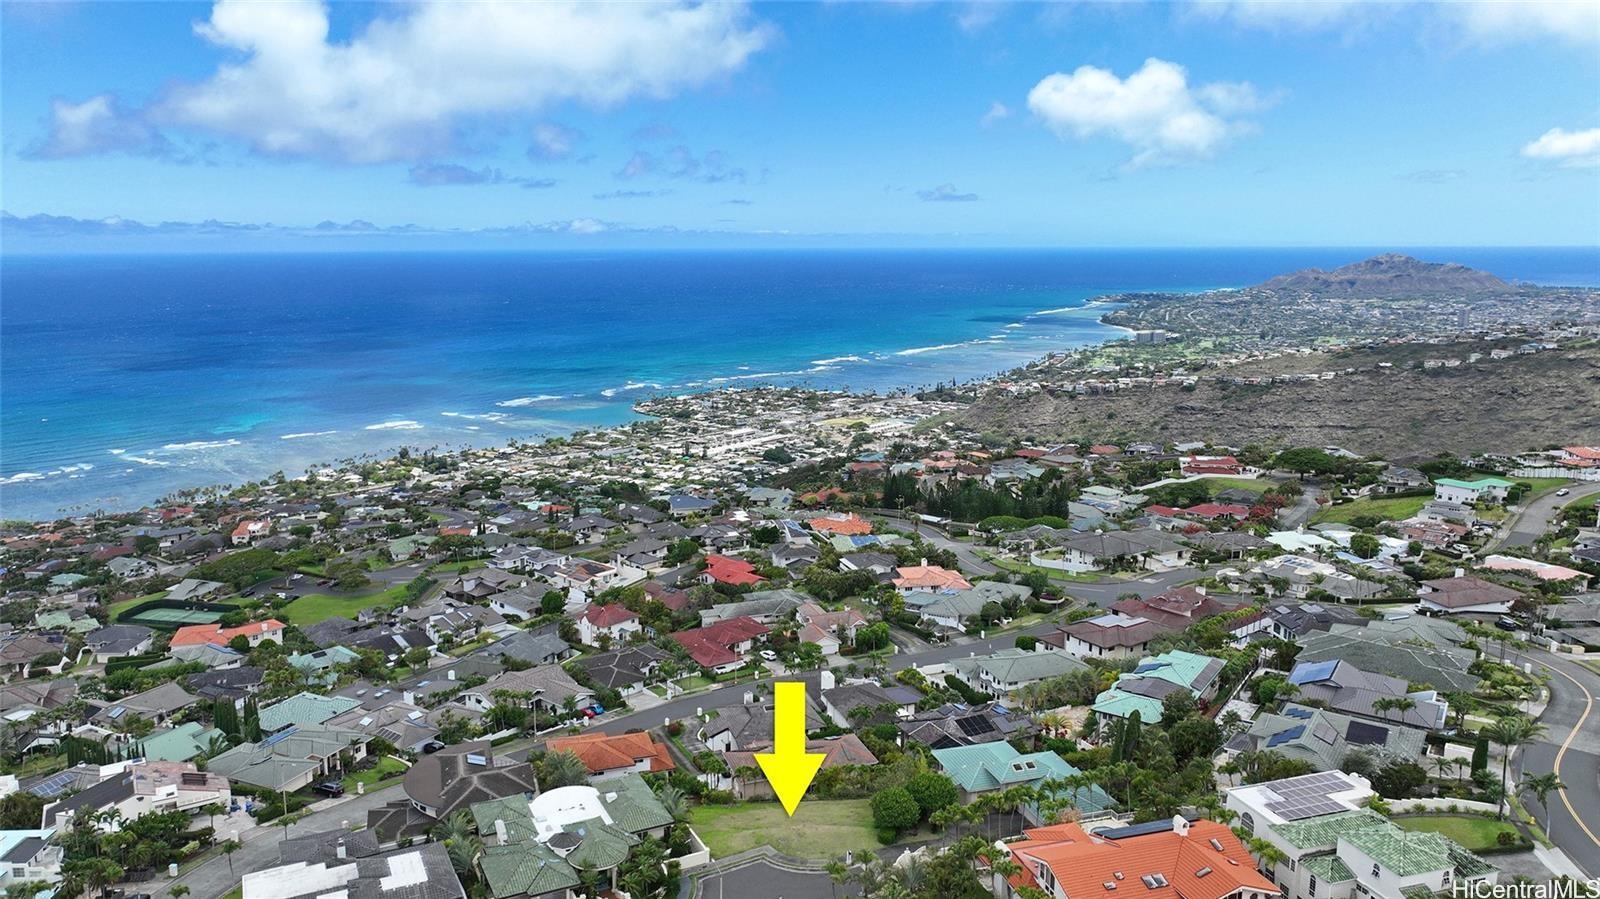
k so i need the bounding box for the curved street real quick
[1499,481,1600,549]
[1519,651,1600,877]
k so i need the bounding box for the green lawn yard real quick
[281,584,407,625]
[1190,476,1268,496]
[342,756,409,792]
[1394,815,1519,852]
[1312,494,1429,525]
[690,799,901,858]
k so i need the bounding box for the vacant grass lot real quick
[281,584,407,625]
[1394,815,1519,852]
[1312,494,1428,525]
[689,799,882,858]
[1190,476,1268,496]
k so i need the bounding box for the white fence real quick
[1390,798,1499,815]
[1511,467,1600,481]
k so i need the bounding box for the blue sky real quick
[2,0,1597,250]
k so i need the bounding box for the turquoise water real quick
[2,247,1594,518]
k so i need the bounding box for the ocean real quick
[2,247,1595,519]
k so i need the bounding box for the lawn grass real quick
[674,675,714,692]
[688,799,885,859]
[342,756,409,792]
[1312,494,1428,525]
[1190,476,1268,495]
[983,553,1103,583]
[107,590,168,622]
[1394,815,1519,852]
[281,584,408,626]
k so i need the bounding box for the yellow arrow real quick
[755,681,826,816]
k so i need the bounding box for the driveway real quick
[1499,482,1600,549]
[693,859,854,899]
[1518,652,1600,877]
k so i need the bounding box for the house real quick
[745,486,794,510]
[770,542,820,570]
[106,556,156,579]
[700,588,806,626]
[702,699,826,752]
[897,701,1036,750]
[997,817,1276,899]
[326,701,439,754]
[1234,703,1427,773]
[1055,529,1190,573]
[231,519,271,545]
[1093,650,1225,724]
[1432,477,1514,506]
[1295,630,1480,694]
[445,569,528,602]
[951,648,1089,700]
[932,742,1112,824]
[186,665,268,701]
[1379,466,1430,493]
[165,578,227,602]
[839,551,898,579]
[1288,660,1449,730]
[557,515,617,543]
[904,580,1032,634]
[819,681,920,727]
[91,682,199,731]
[1112,586,1237,631]
[892,563,972,593]
[1182,454,1246,476]
[476,629,574,667]
[169,619,285,650]
[472,775,675,899]
[242,839,464,899]
[794,601,868,655]
[577,644,670,696]
[667,495,717,518]
[670,616,770,673]
[487,584,559,620]
[288,647,362,686]
[459,665,592,715]
[392,741,539,823]
[139,721,229,763]
[576,602,641,646]
[0,635,65,681]
[546,731,674,779]
[614,536,671,569]
[82,624,154,663]
[256,692,364,733]
[1225,771,1496,899]
[1481,554,1591,587]
[1045,613,1164,659]
[42,760,231,830]
[206,719,366,790]
[809,513,872,536]
[719,734,878,801]
[700,554,766,587]
[1416,574,1521,616]
[0,828,63,891]
[1185,530,1271,560]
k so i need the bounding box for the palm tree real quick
[220,839,241,877]
[202,801,227,837]
[1431,755,1456,783]
[656,784,688,823]
[1371,698,1396,721]
[824,858,850,899]
[1482,715,1547,820]
[1524,772,1564,836]
[1246,837,1288,877]
[540,749,590,788]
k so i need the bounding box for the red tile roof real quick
[808,514,873,536]
[1004,820,1277,899]
[580,603,638,627]
[546,731,674,775]
[169,619,285,648]
[703,554,766,586]
[671,615,770,669]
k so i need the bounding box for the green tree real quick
[1483,715,1546,819]
[1524,772,1564,836]
[1348,533,1381,560]
[870,786,921,838]
[904,772,959,821]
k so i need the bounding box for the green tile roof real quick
[1435,478,1513,490]
[930,743,1113,812]
[1301,854,1355,883]
[139,722,226,762]
[479,843,579,899]
[1275,809,1390,850]
[259,691,362,732]
[599,773,676,833]
[562,818,638,870]
[470,795,537,844]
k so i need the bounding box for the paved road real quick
[1517,651,1600,877]
[874,513,997,575]
[1276,479,1324,530]
[1500,481,1600,549]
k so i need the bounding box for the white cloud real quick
[156,0,773,163]
[980,101,1012,128]
[1444,0,1600,45]
[1027,58,1270,168]
[615,145,745,182]
[528,122,585,161]
[1521,126,1600,168]
[916,183,979,202]
[29,94,173,159]
[1189,0,1598,44]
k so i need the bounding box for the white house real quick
[1432,477,1513,506]
[575,603,642,647]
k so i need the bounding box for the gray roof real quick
[401,741,539,815]
[578,644,670,690]
[1297,631,1481,693]
[476,630,571,665]
[700,588,809,625]
[84,624,153,654]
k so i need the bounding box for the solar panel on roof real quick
[1132,663,1164,674]
[29,771,78,798]
[262,726,298,746]
[1283,708,1314,719]
[1266,725,1305,747]
[465,753,488,766]
[1289,659,1338,685]
[1344,721,1388,745]
[955,715,996,737]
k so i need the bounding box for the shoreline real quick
[0,301,1131,521]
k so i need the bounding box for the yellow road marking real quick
[1539,658,1600,848]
